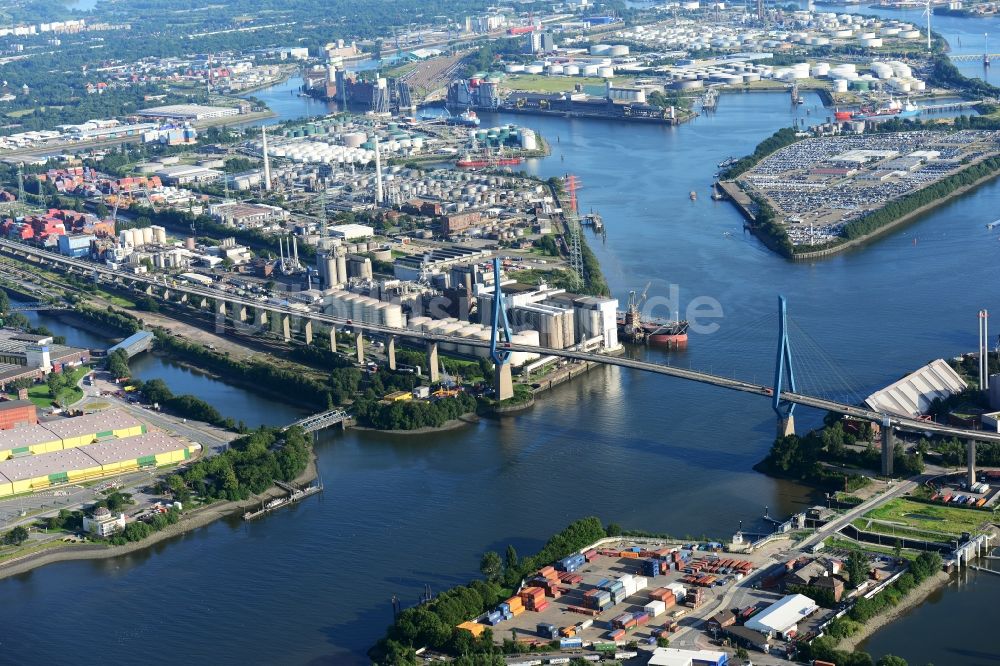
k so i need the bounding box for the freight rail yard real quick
[731,130,1000,246]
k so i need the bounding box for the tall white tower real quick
[261,126,272,191]
[924,0,932,51]
[373,135,384,205]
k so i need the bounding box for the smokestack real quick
[292,234,299,266]
[374,135,384,205]
[262,126,272,191]
[279,235,285,266]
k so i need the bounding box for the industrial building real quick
[478,283,619,351]
[0,399,37,430]
[864,358,967,418]
[135,104,240,121]
[106,331,154,359]
[209,202,289,228]
[329,223,374,240]
[153,164,223,185]
[743,594,819,640]
[0,329,91,389]
[57,233,95,258]
[0,409,146,461]
[0,430,198,497]
[393,246,492,282]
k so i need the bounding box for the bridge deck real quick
[5,239,1000,444]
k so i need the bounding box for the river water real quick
[4,20,1000,664]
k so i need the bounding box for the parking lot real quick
[737,129,1000,246]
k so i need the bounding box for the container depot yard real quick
[729,129,1000,247]
[477,539,777,653]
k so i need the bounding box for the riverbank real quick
[840,570,950,652]
[0,451,319,582]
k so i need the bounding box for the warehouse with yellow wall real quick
[0,431,198,498]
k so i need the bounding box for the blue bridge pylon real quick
[773,295,797,437]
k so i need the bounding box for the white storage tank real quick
[439,322,465,352]
[509,330,540,366]
[582,64,599,76]
[342,132,366,148]
[524,64,544,74]
[519,128,537,151]
[810,63,831,77]
[597,66,615,78]
[563,64,580,76]
[505,63,525,73]
[547,64,564,75]
[473,330,492,359]
[456,325,482,356]
[833,79,848,93]
[382,303,404,329]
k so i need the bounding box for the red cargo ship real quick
[617,286,689,345]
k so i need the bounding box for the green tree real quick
[479,550,502,582]
[505,544,518,571]
[847,550,869,588]
[605,522,622,537]
[735,647,750,663]
[877,655,908,666]
[107,348,131,379]
[46,371,66,399]
[3,525,30,546]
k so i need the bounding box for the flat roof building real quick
[0,408,145,460]
[154,164,222,185]
[0,430,197,497]
[648,647,729,666]
[743,593,819,639]
[0,399,38,430]
[135,104,240,121]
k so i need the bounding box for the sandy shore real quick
[0,453,318,581]
[837,570,951,652]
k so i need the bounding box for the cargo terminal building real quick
[0,410,198,496]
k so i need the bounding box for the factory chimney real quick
[262,126,272,191]
[292,234,299,267]
[373,135,384,205]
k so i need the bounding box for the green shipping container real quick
[48,472,69,484]
[138,455,157,467]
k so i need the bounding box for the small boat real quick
[689,191,697,201]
